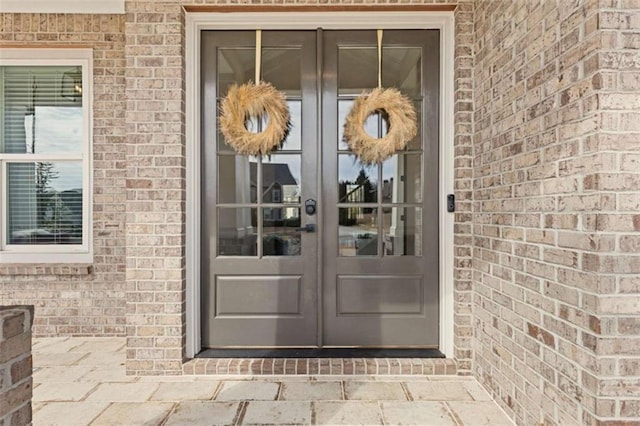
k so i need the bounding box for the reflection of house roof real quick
[249,163,297,188]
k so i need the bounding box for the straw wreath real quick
[219,81,291,156]
[343,87,417,164]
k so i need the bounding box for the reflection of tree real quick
[339,168,376,226]
[35,162,74,241]
[36,162,59,226]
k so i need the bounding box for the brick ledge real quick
[0,264,92,276]
[183,357,457,375]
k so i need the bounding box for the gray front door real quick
[202,30,440,349]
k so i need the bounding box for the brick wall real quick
[453,0,474,375]
[0,14,128,337]
[591,3,640,423]
[472,1,640,424]
[123,0,474,376]
[0,306,34,425]
[124,1,187,375]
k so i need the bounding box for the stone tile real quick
[463,380,493,401]
[33,366,94,383]
[91,402,175,426]
[279,381,342,401]
[215,381,279,401]
[33,338,84,354]
[78,367,134,383]
[151,381,219,401]
[405,381,476,401]
[33,382,97,402]
[140,375,198,382]
[164,401,240,426]
[75,351,126,368]
[381,401,456,425]
[33,402,109,425]
[314,401,383,425]
[243,401,312,425]
[33,352,87,367]
[69,338,126,353]
[447,401,514,425]
[85,382,159,402]
[343,381,407,400]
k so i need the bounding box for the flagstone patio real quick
[32,338,513,425]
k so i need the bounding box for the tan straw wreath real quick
[219,30,291,156]
[343,30,417,164]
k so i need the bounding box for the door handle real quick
[295,224,316,233]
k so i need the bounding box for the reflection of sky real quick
[47,162,82,192]
[24,106,82,154]
[338,154,377,184]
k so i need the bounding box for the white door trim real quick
[186,11,455,359]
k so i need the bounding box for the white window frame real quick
[0,49,93,264]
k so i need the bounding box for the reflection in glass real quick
[382,207,422,256]
[382,47,422,96]
[2,66,83,155]
[406,100,422,151]
[217,155,258,204]
[281,101,301,151]
[338,155,377,203]
[218,207,257,256]
[263,207,302,256]
[261,49,301,97]
[381,154,422,204]
[262,155,301,203]
[218,49,255,97]
[338,47,377,96]
[338,47,422,97]
[7,162,83,245]
[338,207,378,256]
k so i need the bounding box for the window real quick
[272,187,282,203]
[0,49,92,263]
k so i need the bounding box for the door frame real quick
[185,11,455,359]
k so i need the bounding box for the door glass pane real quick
[338,47,422,97]
[382,207,422,256]
[381,154,422,204]
[338,207,378,256]
[7,162,83,245]
[263,207,302,256]
[338,155,377,203]
[338,47,377,96]
[338,100,379,151]
[407,101,422,151]
[217,155,258,204]
[262,48,301,97]
[218,48,254,97]
[281,100,301,151]
[382,47,422,97]
[218,207,257,256]
[262,154,301,203]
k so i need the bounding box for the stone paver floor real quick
[32,338,514,425]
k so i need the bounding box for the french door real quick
[201,29,440,349]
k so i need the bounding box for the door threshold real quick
[197,348,445,358]
[184,355,456,375]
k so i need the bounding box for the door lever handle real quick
[295,224,316,233]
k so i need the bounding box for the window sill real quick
[0,263,92,276]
